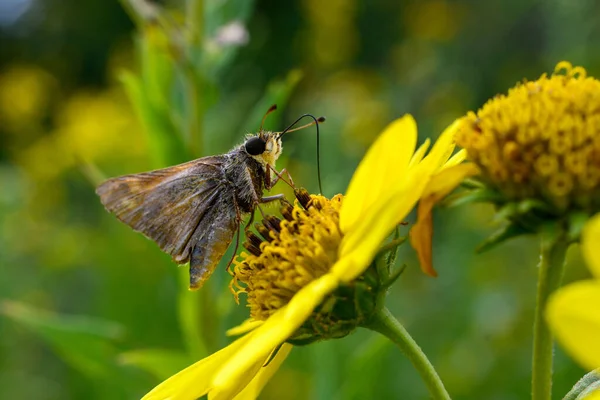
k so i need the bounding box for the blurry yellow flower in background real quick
[0,64,144,269]
[546,214,600,371]
[0,65,57,132]
[143,114,465,400]
[0,65,143,182]
[18,89,143,182]
[403,0,464,42]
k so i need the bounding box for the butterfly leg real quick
[266,165,295,190]
[244,206,258,232]
[260,193,285,203]
[225,199,243,274]
[241,192,282,231]
[258,193,291,231]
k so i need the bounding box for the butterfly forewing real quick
[96,156,234,271]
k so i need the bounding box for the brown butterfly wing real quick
[96,156,232,266]
[188,197,238,289]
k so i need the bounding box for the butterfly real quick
[96,105,324,290]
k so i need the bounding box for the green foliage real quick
[119,348,193,381]
[0,300,123,379]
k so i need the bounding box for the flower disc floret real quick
[231,190,381,344]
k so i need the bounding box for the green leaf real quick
[119,348,193,381]
[476,222,530,253]
[460,178,486,189]
[242,70,304,132]
[120,70,188,167]
[442,187,503,208]
[140,26,175,115]
[0,300,124,379]
[205,0,256,31]
[517,198,554,215]
[492,202,519,224]
[374,231,407,284]
[567,211,593,242]
[385,225,403,268]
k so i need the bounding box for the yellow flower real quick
[143,114,465,400]
[546,213,600,371]
[454,61,600,216]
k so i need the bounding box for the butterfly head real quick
[244,132,282,170]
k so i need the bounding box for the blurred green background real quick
[1,0,598,399]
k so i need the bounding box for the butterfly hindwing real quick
[188,197,239,289]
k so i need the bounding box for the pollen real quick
[455,61,600,213]
[231,190,343,321]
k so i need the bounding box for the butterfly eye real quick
[245,137,267,156]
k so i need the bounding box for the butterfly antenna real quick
[260,104,278,131]
[277,114,326,194]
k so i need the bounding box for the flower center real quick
[455,61,600,213]
[231,189,344,321]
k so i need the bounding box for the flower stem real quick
[532,235,569,400]
[367,307,451,400]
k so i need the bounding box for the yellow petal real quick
[583,214,600,278]
[584,391,600,400]
[210,357,264,400]
[423,163,479,200]
[213,274,339,391]
[337,160,435,280]
[340,115,417,234]
[339,116,458,275]
[336,198,406,280]
[143,334,259,400]
[226,319,264,336]
[410,163,480,276]
[409,139,431,167]
[340,123,464,280]
[442,148,468,170]
[546,281,600,371]
[233,344,292,400]
[420,119,459,172]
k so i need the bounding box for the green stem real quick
[367,308,451,400]
[120,0,158,26]
[184,0,205,157]
[177,271,207,359]
[532,235,569,400]
[186,0,204,47]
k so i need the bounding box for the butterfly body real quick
[96,131,284,290]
